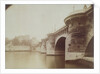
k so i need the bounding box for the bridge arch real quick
[85,37,94,57]
[55,34,66,45]
[55,37,66,55]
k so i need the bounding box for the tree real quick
[12,37,20,46]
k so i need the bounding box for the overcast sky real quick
[5,4,90,41]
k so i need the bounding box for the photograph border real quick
[0,1,100,73]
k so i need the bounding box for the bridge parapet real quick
[64,5,93,25]
[53,26,67,35]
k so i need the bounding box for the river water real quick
[5,52,90,69]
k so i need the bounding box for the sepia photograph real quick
[5,4,94,69]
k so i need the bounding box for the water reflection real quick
[5,52,89,69]
[46,56,65,68]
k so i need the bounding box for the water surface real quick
[5,52,90,69]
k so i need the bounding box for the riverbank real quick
[5,45,31,52]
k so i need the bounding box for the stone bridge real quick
[39,5,94,61]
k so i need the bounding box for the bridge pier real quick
[46,33,55,55]
[64,5,93,61]
[40,39,47,53]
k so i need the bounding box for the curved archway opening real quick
[85,37,94,57]
[55,37,66,55]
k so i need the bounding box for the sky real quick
[5,4,90,41]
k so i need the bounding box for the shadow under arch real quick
[55,37,66,55]
[85,37,94,57]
